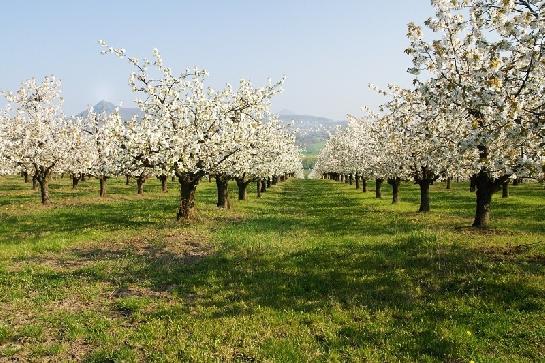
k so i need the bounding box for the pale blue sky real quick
[0,1,433,119]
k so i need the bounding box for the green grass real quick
[0,175,544,362]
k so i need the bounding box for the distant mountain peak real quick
[77,100,141,119]
[94,100,115,107]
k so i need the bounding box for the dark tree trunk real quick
[81,174,86,182]
[136,176,145,195]
[261,179,267,193]
[236,178,250,201]
[215,175,231,209]
[340,174,344,182]
[502,180,509,199]
[345,175,350,184]
[38,175,50,205]
[176,173,200,220]
[362,178,367,193]
[99,177,107,197]
[267,178,271,188]
[418,180,431,212]
[355,174,360,190]
[125,175,130,185]
[473,184,493,228]
[272,176,278,185]
[472,170,508,228]
[32,175,38,190]
[257,180,262,198]
[23,172,29,183]
[349,174,353,185]
[446,177,452,190]
[388,178,401,204]
[375,178,383,198]
[72,175,80,189]
[159,175,168,193]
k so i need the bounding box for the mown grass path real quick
[0,177,544,362]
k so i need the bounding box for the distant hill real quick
[77,100,141,120]
[278,113,345,130]
[278,112,346,170]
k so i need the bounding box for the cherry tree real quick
[215,116,301,205]
[0,76,72,204]
[82,109,124,197]
[61,117,95,189]
[373,84,467,211]
[99,42,285,219]
[345,111,386,197]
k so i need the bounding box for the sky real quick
[0,1,434,120]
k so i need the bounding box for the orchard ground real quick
[0,176,544,362]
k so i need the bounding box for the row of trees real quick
[0,44,302,219]
[314,0,545,227]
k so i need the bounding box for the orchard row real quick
[0,44,303,219]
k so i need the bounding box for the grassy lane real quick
[0,177,544,361]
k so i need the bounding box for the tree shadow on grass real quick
[0,198,178,245]
[31,230,542,361]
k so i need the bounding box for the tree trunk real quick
[125,175,130,185]
[472,171,505,228]
[355,174,360,190]
[38,176,50,205]
[388,178,401,204]
[362,178,367,193]
[136,176,145,195]
[177,173,199,220]
[473,185,492,228]
[99,177,107,197]
[349,174,353,185]
[257,180,262,198]
[23,172,29,183]
[446,177,452,190]
[375,178,383,198]
[72,175,80,189]
[159,175,168,193]
[261,179,267,193]
[32,175,38,190]
[418,180,431,212]
[502,180,509,199]
[267,178,271,188]
[215,175,231,209]
[272,176,278,185]
[236,178,250,201]
[81,174,86,182]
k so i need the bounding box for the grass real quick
[0,175,544,362]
